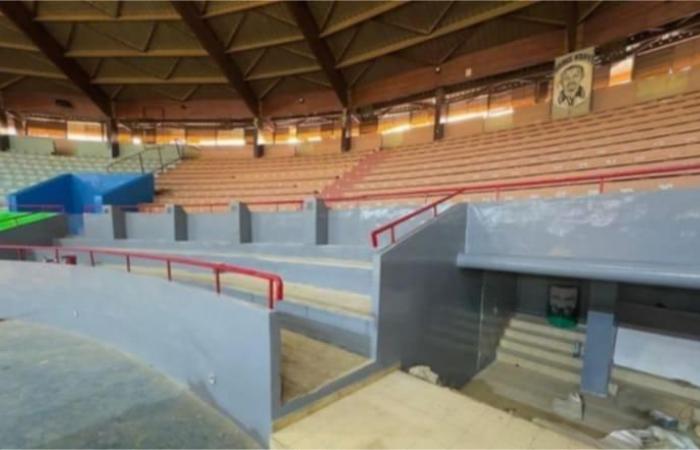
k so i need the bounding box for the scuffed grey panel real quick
[188,213,235,242]
[0,261,277,444]
[375,205,486,387]
[251,211,304,243]
[466,190,700,265]
[126,213,174,241]
[327,207,412,246]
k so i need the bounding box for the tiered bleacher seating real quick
[334,90,700,205]
[152,149,372,211]
[0,151,151,204]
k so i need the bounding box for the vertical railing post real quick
[268,282,274,309]
[54,248,60,263]
[214,268,221,294]
[599,177,606,194]
[126,255,131,272]
[166,260,172,281]
[89,251,95,267]
[390,227,396,244]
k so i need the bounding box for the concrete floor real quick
[271,371,591,449]
[462,360,700,445]
[280,329,367,402]
[0,320,259,449]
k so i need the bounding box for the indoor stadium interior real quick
[1,1,700,449]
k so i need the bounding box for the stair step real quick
[497,349,581,384]
[509,315,586,341]
[499,340,582,370]
[612,366,700,403]
[503,328,584,354]
[470,365,642,435]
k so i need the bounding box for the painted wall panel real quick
[615,326,700,387]
[0,261,278,444]
[465,189,700,265]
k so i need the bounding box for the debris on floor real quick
[408,365,439,385]
[600,426,699,449]
[552,392,584,421]
[650,409,679,429]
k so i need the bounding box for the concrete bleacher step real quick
[496,350,582,384]
[497,314,700,403]
[508,314,586,341]
[496,314,586,385]
[463,362,648,437]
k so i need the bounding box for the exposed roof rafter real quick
[170,0,259,117]
[286,1,348,107]
[337,1,535,68]
[0,0,112,116]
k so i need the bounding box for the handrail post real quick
[390,227,396,244]
[214,267,221,294]
[268,282,273,309]
[54,248,60,263]
[277,279,284,300]
[166,260,172,281]
[599,177,606,194]
[126,255,131,272]
[89,251,95,267]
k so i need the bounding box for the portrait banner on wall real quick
[551,47,595,119]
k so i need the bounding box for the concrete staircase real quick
[496,314,585,385]
[321,150,388,198]
[496,314,700,402]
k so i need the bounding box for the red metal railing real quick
[137,199,305,213]
[369,161,700,248]
[0,244,284,309]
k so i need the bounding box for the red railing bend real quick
[369,161,700,248]
[0,245,284,309]
[370,188,465,248]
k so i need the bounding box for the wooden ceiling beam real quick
[320,1,409,37]
[336,1,535,68]
[0,1,112,116]
[170,0,259,117]
[286,1,348,107]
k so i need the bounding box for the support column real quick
[580,281,618,396]
[166,204,188,241]
[302,197,328,245]
[253,118,264,158]
[566,1,579,53]
[107,118,120,158]
[341,108,352,152]
[0,110,9,151]
[230,201,252,244]
[433,88,445,141]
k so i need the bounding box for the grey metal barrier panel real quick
[0,261,279,445]
[372,204,504,387]
[465,189,700,265]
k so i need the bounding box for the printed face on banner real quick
[552,47,594,119]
